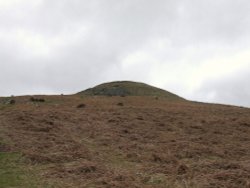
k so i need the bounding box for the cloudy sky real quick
[0,0,250,107]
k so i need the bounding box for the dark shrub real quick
[117,102,124,106]
[77,104,86,108]
[9,99,16,104]
[38,99,45,102]
[30,97,45,102]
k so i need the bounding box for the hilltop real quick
[0,81,250,188]
[78,81,184,100]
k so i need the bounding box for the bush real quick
[30,97,45,102]
[77,104,86,108]
[9,100,16,105]
[117,102,124,106]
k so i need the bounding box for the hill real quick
[0,82,250,188]
[78,81,184,100]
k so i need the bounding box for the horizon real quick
[1,80,249,108]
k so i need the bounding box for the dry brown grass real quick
[0,95,250,187]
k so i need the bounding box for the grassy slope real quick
[0,94,249,187]
[0,151,56,188]
[78,81,184,100]
[0,152,38,187]
[0,103,55,188]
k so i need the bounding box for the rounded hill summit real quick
[78,81,184,100]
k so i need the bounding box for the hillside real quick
[0,82,250,188]
[78,81,184,100]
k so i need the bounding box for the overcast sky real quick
[0,0,250,107]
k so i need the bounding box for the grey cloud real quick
[192,69,250,107]
[0,0,250,108]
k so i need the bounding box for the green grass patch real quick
[0,152,53,188]
[0,152,35,187]
[0,104,10,111]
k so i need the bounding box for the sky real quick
[0,0,250,107]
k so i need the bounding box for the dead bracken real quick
[0,82,249,187]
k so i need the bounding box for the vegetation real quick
[0,81,249,187]
[0,152,38,187]
[78,81,184,100]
